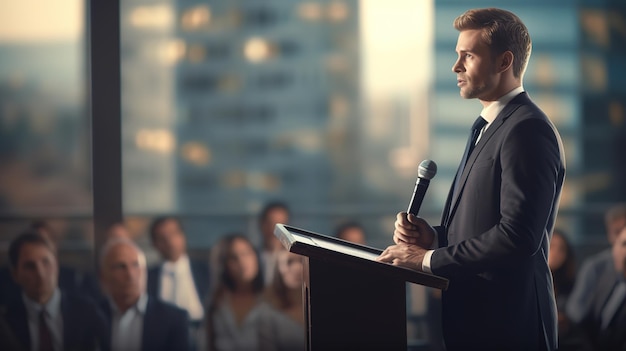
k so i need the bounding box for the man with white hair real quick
[99,238,190,351]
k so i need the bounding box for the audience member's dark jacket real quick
[147,258,210,308]
[100,296,190,351]
[582,269,626,350]
[5,292,107,351]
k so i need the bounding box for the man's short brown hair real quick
[454,8,532,78]
[8,230,57,269]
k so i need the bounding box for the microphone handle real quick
[407,178,430,216]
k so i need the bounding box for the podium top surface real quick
[274,224,448,290]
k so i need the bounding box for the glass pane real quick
[0,0,94,302]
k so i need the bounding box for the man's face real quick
[153,219,186,261]
[612,227,626,276]
[607,216,626,245]
[261,208,289,251]
[452,29,500,101]
[100,243,144,302]
[12,243,58,303]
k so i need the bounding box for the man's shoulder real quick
[582,248,612,266]
[578,248,613,276]
[147,296,189,320]
[189,258,209,272]
[147,264,161,276]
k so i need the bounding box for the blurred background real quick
[0,0,624,306]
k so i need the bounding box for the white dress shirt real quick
[110,293,148,351]
[22,288,63,351]
[160,254,204,321]
[422,86,525,273]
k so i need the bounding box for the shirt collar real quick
[22,287,62,319]
[480,86,525,127]
[162,254,189,274]
[108,293,148,316]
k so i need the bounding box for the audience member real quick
[333,221,367,245]
[581,226,626,350]
[260,251,305,351]
[567,203,626,323]
[99,238,190,351]
[258,201,291,285]
[549,229,593,351]
[549,228,576,308]
[5,230,107,351]
[147,216,210,347]
[83,221,135,304]
[1,220,89,305]
[206,234,267,351]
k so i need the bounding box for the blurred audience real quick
[260,251,305,351]
[549,229,593,351]
[333,221,367,245]
[581,226,626,350]
[99,238,190,351]
[206,234,267,351]
[258,201,290,285]
[5,230,106,351]
[147,216,209,349]
[567,203,626,323]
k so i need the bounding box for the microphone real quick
[407,160,437,216]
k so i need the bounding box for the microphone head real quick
[417,160,437,180]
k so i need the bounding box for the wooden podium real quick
[274,224,448,351]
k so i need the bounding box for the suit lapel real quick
[7,300,30,351]
[141,297,154,351]
[445,93,528,226]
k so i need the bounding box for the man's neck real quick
[113,295,140,313]
[27,291,54,306]
[479,80,521,107]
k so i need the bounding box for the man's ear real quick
[498,51,514,73]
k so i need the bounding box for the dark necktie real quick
[451,116,488,200]
[39,309,54,351]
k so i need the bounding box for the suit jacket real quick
[582,270,626,350]
[147,258,210,313]
[5,292,107,351]
[431,92,565,350]
[100,296,190,351]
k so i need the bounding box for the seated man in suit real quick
[1,221,91,306]
[567,203,626,323]
[99,237,190,351]
[147,217,209,338]
[582,226,626,350]
[257,201,291,286]
[5,230,106,351]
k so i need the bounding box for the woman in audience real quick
[549,228,592,350]
[260,251,305,351]
[549,228,576,307]
[206,234,267,351]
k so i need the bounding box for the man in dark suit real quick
[582,226,626,350]
[378,8,565,351]
[0,221,97,306]
[99,238,189,351]
[146,216,209,333]
[5,230,106,351]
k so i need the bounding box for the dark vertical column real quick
[88,0,123,252]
